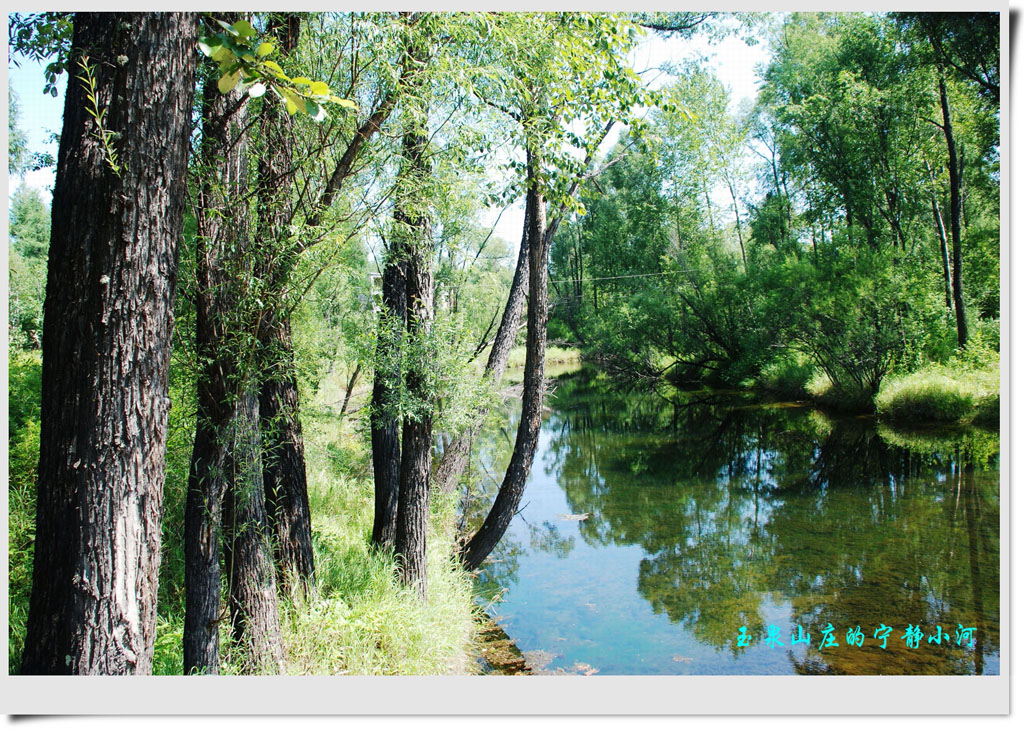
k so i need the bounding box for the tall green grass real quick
[875,348,999,426]
[10,358,479,676]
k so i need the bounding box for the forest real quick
[7,10,1000,677]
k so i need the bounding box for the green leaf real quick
[197,39,215,57]
[280,86,304,115]
[310,81,330,96]
[232,19,257,38]
[211,44,233,63]
[329,95,357,110]
[290,76,314,88]
[262,60,288,79]
[218,70,240,94]
[256,42,275,57]
[214,18,239,36]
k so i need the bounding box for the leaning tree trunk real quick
[460,151,549,572]
[21,12,198,675]
[937,74,969,348]
[253,13,315,590]
[433,193,533,496]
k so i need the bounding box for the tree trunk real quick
[222,389,286,673]
[938,74,969,347]
[185,46,250,676]
[339,362,362,417]
[433,193,532,496]
[370,251,406,549]
[393,101,434,597]
[460,151,549,572]
[259,319,315,588]
[21,12,198,675]
[928,182,954,312]
[727,178,746,267]
[185,33,283,674]
[253,13,316,590]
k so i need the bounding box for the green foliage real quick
[8,348,43,444]
[756,354,815,399]
[8,89,28,174]
[7,349,42,673]
[874,371,975,423]
[198,15,355,120]
[8,12,73,96]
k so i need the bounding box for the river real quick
[464,368,1000,675]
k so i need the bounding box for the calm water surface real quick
[466,370,1000,675]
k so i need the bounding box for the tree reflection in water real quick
[451,369,999,675]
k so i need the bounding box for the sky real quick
[5,15,773,246]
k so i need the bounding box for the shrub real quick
[805,369,874,413]
[875,348,999,426]
[757,355,814,399]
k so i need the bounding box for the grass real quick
[506,345,581,370]
[272,406,478,675]
[9,360,480,676]
[875,350,999,426]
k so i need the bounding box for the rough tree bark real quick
[460,150,549,572]
[185,46,249,677]
[185,35,283,674]
[222,390,285,673]
[260,21,406,558]
[393,119,434,596]
[370,251,407,548]
[21,12,198,675]
[369,29,423,551]
[254,13,316,590]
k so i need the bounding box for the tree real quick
[185,14,285,675]
[8,89,28,173]
[252,12,316,591]
[8,185,51,348]
[457,13,664,570]
[20,12,199,674]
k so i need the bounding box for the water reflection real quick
[459,370,999,675]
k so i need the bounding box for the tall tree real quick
[456,13,662,570]
[392,104,435,595]
[185,15,283,675]
[253,12,316,591]
[21,12,199,674]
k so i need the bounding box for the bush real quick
[757,355,814,399]
[805,369,875,413]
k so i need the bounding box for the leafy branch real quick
[198,16,356,121]
[76,55,121,177]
